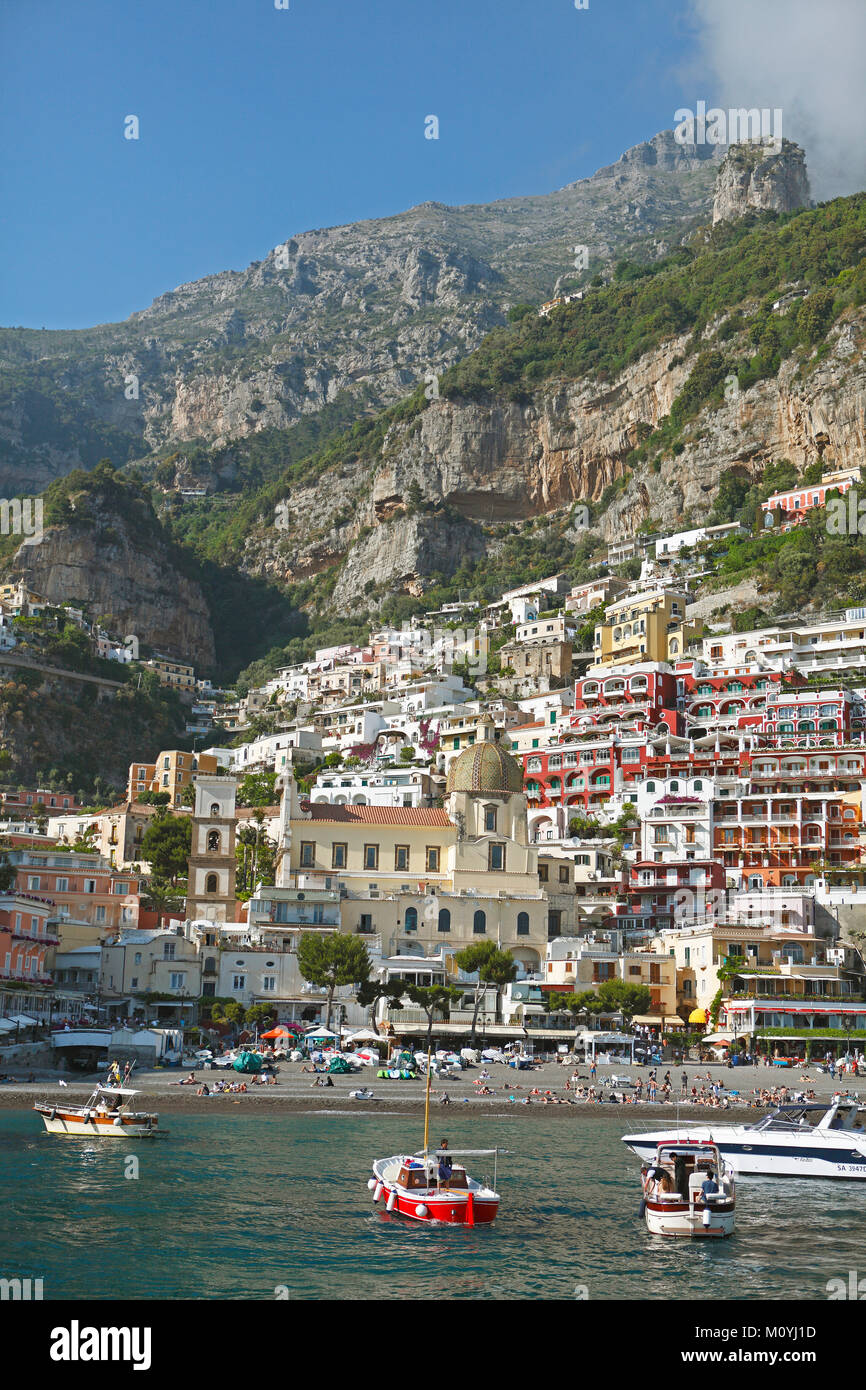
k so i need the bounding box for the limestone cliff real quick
[240,306,864,609]
[9,488,215,668]
[713,139,810,224]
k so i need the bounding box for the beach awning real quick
[0,1019,16,1032]
[6,1014,38,1026]
[703,1031,736,1044]
[343,1028,382,1042]
[305,1027,338,1038]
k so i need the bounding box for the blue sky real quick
[0,0,721,328]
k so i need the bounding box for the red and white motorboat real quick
[369,1150,501,1225]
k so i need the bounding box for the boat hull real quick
[35,1107,159,1137]
[626,1131,866,1180]
[371,1157,499,1224]
[645,1200,735,1238]
[387,1190,499,1225]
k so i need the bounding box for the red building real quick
[0,787,82,816]
[623,860,727,936]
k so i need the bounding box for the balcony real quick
[11,926,60,945]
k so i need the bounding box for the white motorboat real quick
[641,1141,735,1238]
[624,1097,866,1180]
[34,1084,161,1137]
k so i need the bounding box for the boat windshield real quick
[749,1105,828,1132]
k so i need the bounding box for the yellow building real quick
[273,740,548,971]
[147,658,196,693]
[439,713,502,768]
[127,750,219,806]
[545,940,678,1025]
[656,922,832,1023]
[592,588,698,668]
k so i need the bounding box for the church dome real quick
[445,740,524,795]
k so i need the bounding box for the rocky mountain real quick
[4,135,862,690]
[0,131,724,496]
[713,138,811,224]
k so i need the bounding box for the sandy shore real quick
[1,1057,858,1119]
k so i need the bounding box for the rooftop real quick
[304,804,451,826]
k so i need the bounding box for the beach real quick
[2,1056,859,1118]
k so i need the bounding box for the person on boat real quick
[438,1142,453,1183]
[699,1169,719,1205]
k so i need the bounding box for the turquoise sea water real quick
[2,1108,864,1300]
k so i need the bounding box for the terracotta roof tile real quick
[307,804,451,826]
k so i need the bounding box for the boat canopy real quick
[95,1086,139,1097]
[427,1149,501,1158]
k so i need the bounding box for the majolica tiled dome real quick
[446,740,524,795]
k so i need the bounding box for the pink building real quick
[0,891,58,986]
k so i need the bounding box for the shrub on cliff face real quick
[797,287,836,344]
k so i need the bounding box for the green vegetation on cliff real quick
[439,196,866,400]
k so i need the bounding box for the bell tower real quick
[186,775,238,922]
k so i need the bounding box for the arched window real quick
[517,912,529,937]
[210,803,221,817]
[437,908,451,934]
[205,873,218,894]
[473,910,486,935]
[207,830,221,853]
[404,907,418,932]
[669,638,679,654]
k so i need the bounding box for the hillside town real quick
[3,509,866,1069]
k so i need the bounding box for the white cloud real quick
[686,0,866,199]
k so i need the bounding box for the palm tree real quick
[142,877,183,929]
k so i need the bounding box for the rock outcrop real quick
[10,495,215,668]
[713,139,810,224]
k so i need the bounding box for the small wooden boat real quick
[34,1084,161,1137]
[641,1140,735,1238]
[369,1151,501,1225]
[367,1045,502,1224]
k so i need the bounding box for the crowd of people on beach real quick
[449,1065,857,1109]
[172,1070,279,1097]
